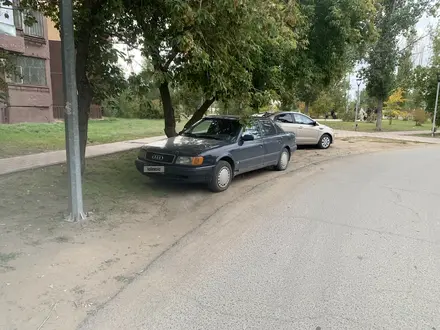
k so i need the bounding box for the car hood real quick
[142,136,228,155]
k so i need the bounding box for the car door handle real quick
[259,144,264,148]
[299,126,303,129]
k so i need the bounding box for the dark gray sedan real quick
[135,115,297,192]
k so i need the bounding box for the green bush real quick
[414,108,426,126]
[102,89,163,119]
[341,111,355,122]
[137,99,163,119]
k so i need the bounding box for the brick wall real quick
[0,16,53,124]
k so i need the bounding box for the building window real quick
[11,56,47,86]
[13,1,44,38]
[23,11,44,37]
[12,0,22,30]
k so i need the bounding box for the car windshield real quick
[182,118,242,142]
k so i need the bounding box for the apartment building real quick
[47,18,102,119]
[46,18,63,119]
[0,2,52,123]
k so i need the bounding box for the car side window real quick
[293,113,314,125]
[275,113,294,124]
[260,120,278,137]
[242,121,262,139]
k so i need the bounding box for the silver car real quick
[270,112,334,149]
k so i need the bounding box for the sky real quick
[115,44,143,77]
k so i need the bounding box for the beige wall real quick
[47,18,60,41]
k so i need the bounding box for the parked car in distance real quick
[135,115,297,192]
[267,112,334,149]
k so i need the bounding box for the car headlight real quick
[176,156,204,166]
[138,149,146,159]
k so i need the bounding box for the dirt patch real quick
[0,138,426,330]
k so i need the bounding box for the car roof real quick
[269,111,303,116]
[204,114,272,121]
[204,115,240,120]
[253,111,304,118]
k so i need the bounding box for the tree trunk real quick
[304,101,309,114]
[75,34,93,174]
[159,82,177,137]
[77,84,92,173]
[183,97,215,131]
[376,98,383,131]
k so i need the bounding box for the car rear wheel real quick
[275,148,290,171]
[318,134,332,149]
[209,160,232,192]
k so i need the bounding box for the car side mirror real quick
[241,134,254,142]
[313,121,318,126]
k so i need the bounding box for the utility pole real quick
[354,78,362,131]
[345,72,350,113]
[432,73,440,137]
[60,0,86,221]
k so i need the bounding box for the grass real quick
[322,120,431,132]
[0,118,186,158]
[0,150,168,226]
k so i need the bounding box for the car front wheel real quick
[318,134,332,149]
[209,160,233,192]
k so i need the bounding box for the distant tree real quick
[360,89,377,111]
[310,78,349,118]
[396,31,419,113]
[412,24,440,126]
[414,108,427,126]
[284,0,377,114]
[363,0,429,131]
[384,87,406,124]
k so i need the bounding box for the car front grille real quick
[145,152,175,164]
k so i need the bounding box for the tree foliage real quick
[363,0,429,131]
[122,0,301,136]
[384,87,406,124]
[284,0,376,113]
[396,30,417,93]
[309,78,349,118]
[17,0,132,172]
[412,24,440,125]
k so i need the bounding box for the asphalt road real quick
[80,146,440,330]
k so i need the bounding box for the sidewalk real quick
[0,135,166,176]
[1,130,439,176]
[335,130,440,144]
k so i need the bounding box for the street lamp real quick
[354,77,362,131]
[432,72,440,137]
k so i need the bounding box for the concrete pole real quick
[60,0,86,221]
[345,73,350,113]
[432,76,440,137]
[354,80,361,131]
